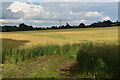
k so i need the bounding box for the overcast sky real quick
[0,1,118,27]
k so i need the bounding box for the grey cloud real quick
[1,2,118,27]
[1,2,24,19]
[118,1,120,21]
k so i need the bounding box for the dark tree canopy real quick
[78,23,85,28]
[19,23,33,31]
[1,20,120,32]
[65,23,72,28]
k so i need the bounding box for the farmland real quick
[1,26,119,78]
[2,27,118,46]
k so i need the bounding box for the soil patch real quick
[58,60,76,78]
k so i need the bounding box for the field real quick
[2,27,118,46]
[1,26,119,78]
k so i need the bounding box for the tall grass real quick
[2,41,119,78]
[76,42,120,78]
[2,44,80,64]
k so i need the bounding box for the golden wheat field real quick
[1,27,118,46]
[1,26,119,78]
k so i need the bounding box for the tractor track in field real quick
[3,54,76,78]
[15,55,61,78]
[21,55,60,68]
[19,55,76,78]
[58,60,76,78]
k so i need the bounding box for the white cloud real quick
[102,16,111,20]
[1,2,113,27]
[7,2,111,21]
[7,2,45,20]
[72,20,87,23]
[2,2,24,19]
[43,0,119,2]
[1,0,119,2]
[0,19,42,23]
[0,19,62,27]
[85,11,102,18]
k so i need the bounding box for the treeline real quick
[1,20,120,32]
[2,23,33,32]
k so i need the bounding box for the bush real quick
[76,42,120,78]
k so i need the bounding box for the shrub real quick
[76,42,120,78]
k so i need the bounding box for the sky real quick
[1,0,119,2]
[0,1,119,27]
